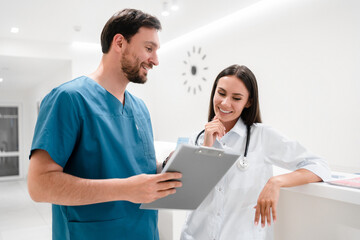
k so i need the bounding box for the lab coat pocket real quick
[68,218,128,240]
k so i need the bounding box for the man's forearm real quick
[28,170,128,206]
[28,149,182,205]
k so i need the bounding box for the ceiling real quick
[0,55,71,91]
[0,0,262,91]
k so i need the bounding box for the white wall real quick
[1,0,359,239]
[1,0,358,180]
[139,0,360,173]
[0,39,102,178]
[0,64,72,179]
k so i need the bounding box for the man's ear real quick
[112,34,125,51]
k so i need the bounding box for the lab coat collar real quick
[227,118,247,138]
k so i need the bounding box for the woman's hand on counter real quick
[254,177,281,227]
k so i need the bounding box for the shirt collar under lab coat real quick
[193,117,247,147]
[212,118,247,149]
[228,117,247,138]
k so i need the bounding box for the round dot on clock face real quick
[191,66,197,75]
[182,46,208,95]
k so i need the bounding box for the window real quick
[0,106,20,177]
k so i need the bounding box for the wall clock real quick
[182,46,209,95]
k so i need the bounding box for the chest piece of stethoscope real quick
[237,125,251,171]
[237,156,249,171]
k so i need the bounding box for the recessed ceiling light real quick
[0,78,4,83]
[161,1,170,16]
[171,0,179,11]
[171,5,179,11]
[161,10,170,16]
[11,27,19,33]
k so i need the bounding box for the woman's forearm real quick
[270,168,322,188]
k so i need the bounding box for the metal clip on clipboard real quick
[196,146,224,157]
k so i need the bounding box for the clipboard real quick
[140,144,239,210]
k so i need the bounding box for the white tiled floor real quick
[0,180,51,240]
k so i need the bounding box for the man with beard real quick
[27,9,182,240]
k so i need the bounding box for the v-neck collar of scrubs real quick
[85,76,131,115]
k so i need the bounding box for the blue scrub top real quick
[30,76,159,240]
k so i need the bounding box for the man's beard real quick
[121,54,148,84]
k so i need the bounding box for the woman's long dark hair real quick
[208,64,262,125]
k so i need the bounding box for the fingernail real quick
[261,223,265,228]
[254,221,258,226]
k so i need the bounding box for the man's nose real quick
[149,53,159,66]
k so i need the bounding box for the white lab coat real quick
[180,118,331,240]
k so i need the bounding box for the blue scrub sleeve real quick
[30,89,80,167]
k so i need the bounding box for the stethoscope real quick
[195,125,251,171]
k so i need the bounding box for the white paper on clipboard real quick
[140,144,239,210]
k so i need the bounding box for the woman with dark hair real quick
[180,64,331,240]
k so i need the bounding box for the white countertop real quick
[274,166,360,205]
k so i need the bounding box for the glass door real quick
[0,106,20,178]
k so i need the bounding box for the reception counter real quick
[274,172,360,240]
